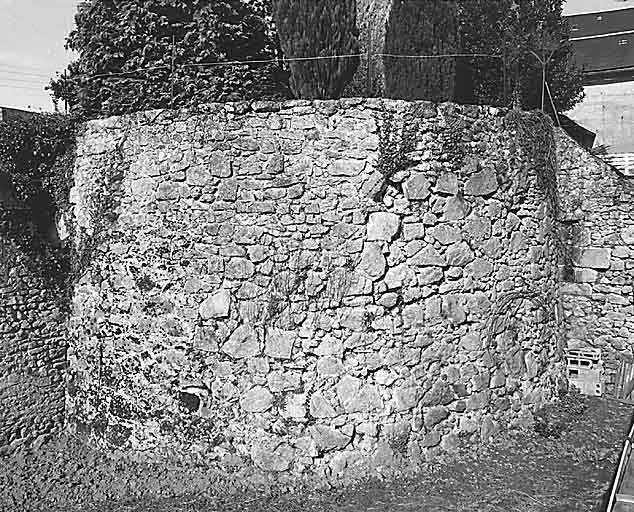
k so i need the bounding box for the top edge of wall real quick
[84,98,509,130]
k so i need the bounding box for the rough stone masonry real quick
[0,209,66,455]
[62,98,574,481]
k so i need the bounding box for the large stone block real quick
[573,247,611,270]
[403,172,432,200]
[222,325,260,358]
[309,425,351,452]
[264,328,295,359]
[367,212,400,241]
[199,289,231,319]
[359,242,387,281]
[240,386,274,412]
[464,168,498,196]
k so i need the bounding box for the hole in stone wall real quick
[179,391,201,413]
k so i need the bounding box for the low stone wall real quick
[557,132,634,393]
[0,212,67,455]
[66,99,565,481]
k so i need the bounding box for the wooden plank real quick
[608,440,632,511]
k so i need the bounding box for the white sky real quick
[0,0,78,112]
[563,0,634,15]
[0,0,628,112]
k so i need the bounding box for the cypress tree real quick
[272,0,360,99]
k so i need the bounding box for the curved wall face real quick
[0,213,67,455]
[557,132,634,393]
[67,99,564,480]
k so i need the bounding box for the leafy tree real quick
[458,0,584,112]
[272,0,360,99]
[49,0,291,118]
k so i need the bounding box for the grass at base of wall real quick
[0,394,630,512]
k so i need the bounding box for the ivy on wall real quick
[0,114,80,296]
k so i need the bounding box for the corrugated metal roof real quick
[564,0,634,16]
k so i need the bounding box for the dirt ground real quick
[1,395,632,512]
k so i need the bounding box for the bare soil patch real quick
[1,395,631,512]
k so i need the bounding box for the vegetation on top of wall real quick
[272,0,360,99]
[50,0,291,119]
[458,0,584,113]
[0,113,80,294]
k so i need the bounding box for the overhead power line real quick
[70,51,504,81]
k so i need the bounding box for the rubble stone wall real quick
[557,132,634,394]
[67,99,565,481]
[0,214,67,455]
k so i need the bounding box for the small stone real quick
[436,171,459,195]
[384,264,414,289]
[240,386,273,412]
[317,357,345,377]
[367,212,400,241]
[420,381,454,407]
[156,182,180,200]
[418,267,443,286]
[193,326,225,352]
[378,292,399,308]
[420,431,441,448]
[573,247,611,270]
[442,295,466,324]
[429,225,462,245]
[403,223,425,241]
[446,242,475,267]
[199,289,231,319]
[267,371,301,392]
[460,333,481,351]
[309,393,338,418]
[465,258,493,279]
[443,196,470,221]
[309,425,351,452]
[222,325,260,358]
[359,242,387,281]
[403,172,432,200]
[424,407,450,428]
[314,336,343,357]
[226,258,255,279]
[481,416,496,443]
[252,439,294,472]
[464,213,492,241]
[393,387,419,411]
[186,166,211,186]
[464,168,498,196]
[621,227,634,244]
[330,158,366,177]
[209,153,232,178]
[467,391,490,411]
[411,246,447,267]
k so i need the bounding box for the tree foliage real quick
[458,0,584,112]
[384,0,460,102]
[272,0,360,99]
[49,0,291,118]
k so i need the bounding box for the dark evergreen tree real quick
[49,0,291,118]
[383,0,460,102]
[272,0,360,99]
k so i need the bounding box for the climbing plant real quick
[0,113,80,295]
